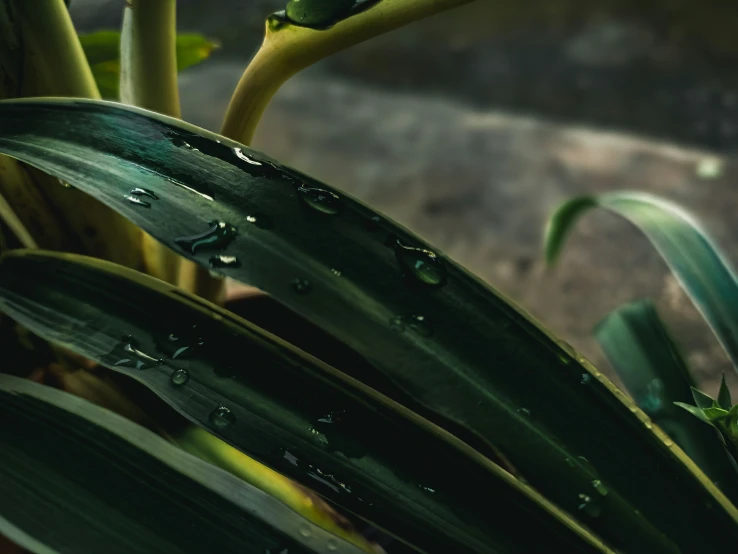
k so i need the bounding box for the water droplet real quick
[172,346,192,360]
[577,493,602,517]
[389,314,433,337]
[209,254,241,268]
[171,369,189,386]
[581,373,592,385]
[209,406,236,428]
[326,538,339,551]
[330,268,342,277]
[175,220,238,254]
[297,186,342,215]
[298,524,311,538]
[366,215,382,232]
[395,242,447,287]
[565,457,576,467]
[129,187,158,200]
[171,137,195,149]
[292,278,312,294]
[124,195,151,208]
[518,407,532,416]
[234,147,263,166]
[114,338,162,369]
[168,334,179,342]
[58,179,73,188]
[419,485,436,494]
[592,479,608,496]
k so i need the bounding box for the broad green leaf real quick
[0,249,613,554]
[0,374,364,554]
[719,375,733,410]
[545,191,738,371]
[78,31,218,99]
[1,99,737,552]
[596,300,738,502]
[705,407,731,421]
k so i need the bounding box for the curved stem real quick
[221,0,475,145]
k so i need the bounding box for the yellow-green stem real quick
[221,0,475,145]
[15,0,100,98]
[120,0,188,288]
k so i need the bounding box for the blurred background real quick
[70,0,738,393]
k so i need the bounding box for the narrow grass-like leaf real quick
[595,300,738,502]
[1,99,737,551]
[675,402,714,425]
[0,249,614,554]
[545,191,738,372]
[0,374,364,554]
[719,375,732,410]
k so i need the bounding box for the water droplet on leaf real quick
[129,187,158,200]
[298,524,311,538]
[330,268,342,277]
[581,373,591,385]
[577,493,602,517]
[175,220,238,254]
[390,315,433,337]
[210,406,236,428]
[209,254,241,268]
[171,369,189,386]
[124,195,151,208]
[592,479,608,496]
[395,242,447,287]
[297,186,342,215]
[234,147,263,166]
[292,279,312,294]
[114,339,163,370]
[326,538,338,551]
[168,334,179,342]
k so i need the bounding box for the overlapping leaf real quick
[595,300,738,501]
[0,249,611,554]
[0,99,736,551]
[0,374,363,554]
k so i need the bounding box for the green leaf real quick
[0,374,364,554]
[2,99,738,552]
[0,249,613,554]
[674,402,714,425]
[692,387,717,410]
[705,407,731,421]
[544,191,738,372]
[78,31,218,99]
[596,300,738,502]
[719,374,733,410]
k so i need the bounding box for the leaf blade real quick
[0,99,736,552]
[0,374,365,554]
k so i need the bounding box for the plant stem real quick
[120,0,186,288]
[221,0,475,145]
[14,0,100,98]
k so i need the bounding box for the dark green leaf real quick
[0,374,363,554]
[545,192,738,372]
[78,31,218,99]
[0,250,614,554]
[596,300,738,502]
[719,374,733,410]
[693,387,717,410]
[1,99,737,552]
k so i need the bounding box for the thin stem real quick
[221,0,474,144]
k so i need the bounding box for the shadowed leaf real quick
[1,99,737,552]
